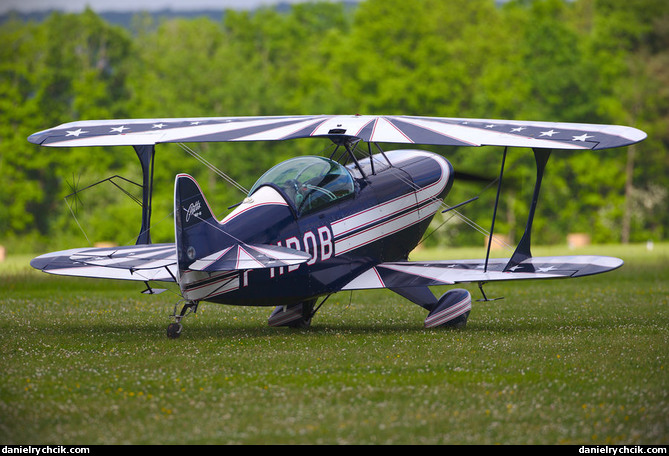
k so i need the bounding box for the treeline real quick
[1,0,667,253]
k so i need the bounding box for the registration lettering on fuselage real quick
[271,225,333,277]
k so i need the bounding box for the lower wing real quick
[30,244,178,282]
[30,242,310,282]
[341,255,623,290]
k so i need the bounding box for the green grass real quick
[1,244,667,444]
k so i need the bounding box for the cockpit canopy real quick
[249,156,355,215]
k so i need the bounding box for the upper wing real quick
[27,115,646,151]
[341,255,624,290]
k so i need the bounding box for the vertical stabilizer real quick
[174,173,224,274]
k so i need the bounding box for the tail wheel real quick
[167,322,182,339]
[167,300,198,339]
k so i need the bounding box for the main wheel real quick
[424,289,471,329]
[268,300,315,328]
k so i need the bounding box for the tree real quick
[1,1,666,251]
[0,9,136,249]
[587,0,669,242]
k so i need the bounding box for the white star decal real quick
[508,265,523,271]
[110,126,129,133]
[540,129,558,137]
[511,126,526,132]
[485,124,496,129]
[537,265,556,273]
[66,128,87,137]
[572,133,593,142]
[152,123,166,129]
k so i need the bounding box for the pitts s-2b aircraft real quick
[28,115,647,338]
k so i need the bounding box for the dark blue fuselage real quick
[178,150,453,306]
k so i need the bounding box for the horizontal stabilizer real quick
[342,255,623,290]
[188,243,311,272]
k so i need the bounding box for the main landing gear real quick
[267,295,331,328]
[424,289,472,329]
[267,299,316,328]
[167,299,199,339]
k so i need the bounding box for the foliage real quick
[0,0,667,252]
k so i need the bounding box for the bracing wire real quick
[134,141,339,247]
[348,143,515,252]
[178,143,248,195]
[64,197,92,246]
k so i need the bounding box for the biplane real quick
[27,115,646,338]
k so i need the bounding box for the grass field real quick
[1,243,667,444]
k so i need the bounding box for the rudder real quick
[174,173,223,273]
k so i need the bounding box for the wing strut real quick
[330,136,368,178]
[503,148,551,271]
[134,145,156,245]
[484,146,508,273]
[344,140,365,178]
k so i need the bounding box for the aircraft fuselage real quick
[178,150,453,306]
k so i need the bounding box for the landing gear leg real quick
[476,282,504,302]
[167,299,199,339]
